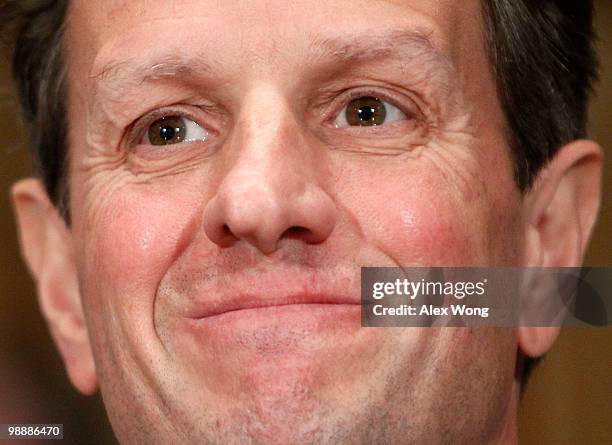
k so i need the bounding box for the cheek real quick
[335,161,491,266]
[77,183,202,314]
[373,193,479,265]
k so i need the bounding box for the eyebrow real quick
[90,54,216,88]
[308,28,449,68]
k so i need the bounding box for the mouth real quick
[168,275,364,354]
[185,292,361,320]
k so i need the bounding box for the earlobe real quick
[519,140,603,357]
[11,178,98,395]
[518,327,560,358]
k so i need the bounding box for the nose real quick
[202,89,337,255]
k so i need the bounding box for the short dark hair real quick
[0,0,599,381]
[482,0,598,189]
[1,0,69,216]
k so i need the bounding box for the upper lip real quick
[181,273,361,319]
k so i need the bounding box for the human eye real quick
[140,115,209,146]
[334,96,408,128]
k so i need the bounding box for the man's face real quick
[65,0,522,443]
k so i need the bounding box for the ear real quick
[11,178,98,395]
[519,140,602,357]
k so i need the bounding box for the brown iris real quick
[345,97,387,126]
[147,116,187,145]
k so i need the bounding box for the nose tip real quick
[203,184,336,255]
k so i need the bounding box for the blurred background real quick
[0,2,610,444]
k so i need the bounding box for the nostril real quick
[216,223,239,247]
[282,226,313,240]
[222,224,232,236]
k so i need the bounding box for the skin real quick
[11,1,602,444]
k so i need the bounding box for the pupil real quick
[358,106,376,122]
[159,125,177,141]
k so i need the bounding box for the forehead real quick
[67,0,485,79]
